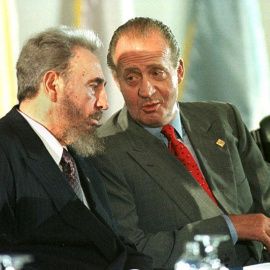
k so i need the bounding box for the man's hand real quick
[228,214,270,251]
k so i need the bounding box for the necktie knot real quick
[60,149,83,201]
[61,148,72,162]
[161,125,180,154]
[60,149,73,172]
[161,125,175,141]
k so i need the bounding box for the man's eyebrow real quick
[148,64,166,69]
[123,65,165,72]
[87,77,107,86]
[122,67,140,73]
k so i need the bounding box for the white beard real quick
[68,126,105,157]
[56,92,105,157]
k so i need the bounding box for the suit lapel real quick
[7,107,121,261]
[118,108,224,221]
[9,107,82,211]
[71,151,118,231]
[180,102,238,213]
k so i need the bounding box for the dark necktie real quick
[161,125,218,205]
[60,148,84,201]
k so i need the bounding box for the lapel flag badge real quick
[216,139,225,147]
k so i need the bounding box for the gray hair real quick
[16,25,102,102]
[107,17,181,74]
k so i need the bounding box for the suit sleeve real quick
[0,145,17,247]
[121,236,153,270]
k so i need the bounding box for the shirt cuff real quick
[222,215,238,244]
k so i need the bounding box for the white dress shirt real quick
[18,110,89,208]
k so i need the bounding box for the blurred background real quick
[1,0,270,130]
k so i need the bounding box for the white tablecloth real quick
[244,263,270,269]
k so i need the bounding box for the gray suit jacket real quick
[97,101,270,269]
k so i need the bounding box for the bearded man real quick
[0,25,152,270]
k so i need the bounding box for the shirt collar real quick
[18,110,64,165]
[143,103,183,140]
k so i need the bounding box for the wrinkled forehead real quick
[114,31,170,63]
[116,50,172,73]
[114,33,172,71]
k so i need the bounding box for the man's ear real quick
[42,71,60,102]
[177,59,185,84]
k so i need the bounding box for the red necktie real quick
[60,149,84,201]
[161,125,218,205]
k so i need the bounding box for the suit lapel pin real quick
[216,139,225,147]
[87,177,91,182]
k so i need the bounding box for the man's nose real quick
[138,78,156,98]
[96,88,109,110]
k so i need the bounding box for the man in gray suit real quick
[97,17,270,269]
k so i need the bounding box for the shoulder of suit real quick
[179,101,237,114]
[0,107,22,142]
[98,106,133,138]
[98,109,124,137]
[179,101,232,109]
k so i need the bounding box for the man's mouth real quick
[89,118,99,126]
[88,112,102,126]
[141,101,161,112]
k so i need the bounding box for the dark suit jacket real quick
[0,106,152,270]
[97,102,270,269]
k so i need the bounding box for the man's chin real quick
[69,130,105,158]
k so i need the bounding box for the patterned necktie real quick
[60,148,84,201]
[161,125,218,205]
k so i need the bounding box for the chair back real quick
[251,115,270,163]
